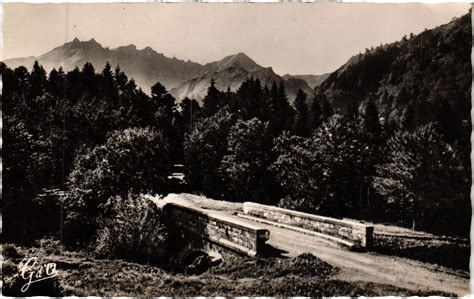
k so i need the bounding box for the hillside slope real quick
[283,73,330,89]
[170,53,313,102]
[315,11,471,125]
[5,40,313,100]
[4,38,208,92]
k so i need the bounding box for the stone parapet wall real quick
[164,202,269,256]
[242,202,373,248]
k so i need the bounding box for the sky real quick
[2,3,471,75]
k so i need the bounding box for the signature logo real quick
[18,257,59,292]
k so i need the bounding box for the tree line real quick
[2,60,470,253]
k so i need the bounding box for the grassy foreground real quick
[1,243,455,297]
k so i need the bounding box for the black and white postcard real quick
[1,2,471,296]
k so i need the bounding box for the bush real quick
[64,127,172,246]
[2,244,22,259]
[95,194,168,264]
[37,238,64,255]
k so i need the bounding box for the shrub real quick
[2,244,22,259]
[37,238,64,255]
[64,127,172,246]
[95,194,168,264]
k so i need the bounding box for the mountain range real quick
[4,9,470,116]
[283,73,330,89]
[4,39,314,102]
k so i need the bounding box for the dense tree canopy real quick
[2,50,470,246]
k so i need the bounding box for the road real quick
[241,215,469,296]
[161,193,470,296]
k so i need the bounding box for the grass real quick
[1,243,456,297]
[371,234,470,271]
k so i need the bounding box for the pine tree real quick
[114,66,129,93]
[294,89,309,136]
[436,98,461,144]
[47,67,66,98]
[151,81,167,100]
[81,62,97,95]
[180,97,201,132]
[358,96,381,136]
[268,81,294,137]
[30,61,47,97]
[318,93,333,121]
[65,67,82,102]
[399,102,416,131]
[151,81,180,161]
[202,78,223,117]
[309,97,323,132]
[14,66,30,90]
[100,62,117,101]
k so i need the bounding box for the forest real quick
[2,39,470,261]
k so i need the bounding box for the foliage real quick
[293,89,310,136]
[273,115,379,217]
[68,127,172,206]
[95,194,168,264]
[184,109,235,198]
[3,11,472,248]
[315,12,471,158]
[219,118,274,202]
[373,123,470,234]
[3,115,37,242]
[201,78,225,117]
[64,127,172,246]
[180,97,202,132]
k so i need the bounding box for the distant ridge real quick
[4,39,315,101]
[170,53,313,102]
[4,38,206,93]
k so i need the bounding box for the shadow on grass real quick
[371,235,470,272]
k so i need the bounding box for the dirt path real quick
[161,193,470,296]
[240,217,469,296]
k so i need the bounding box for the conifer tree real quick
[180,97,201,132]
[81,62,97,95]
[436,98,461,144]
[47,67,66,98]
[30,61,47,97]
[309,97,323,132]
[202,78,223,117]
[399,102,416,131]
[114,66,129,93]
[100,62,118,101]
[358,96,381,136]
[294,89,309,136]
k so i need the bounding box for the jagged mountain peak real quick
[4,40,316,100]
[65,37,103,49]
[206,52,261,72]
[116,44,137,51]
[170,59,312,103]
